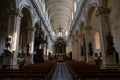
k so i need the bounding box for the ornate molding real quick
[96,7,111,16]
[9,8,23,17]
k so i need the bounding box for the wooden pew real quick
[66,61,120,80]
[77,70,120,80]
[0,61,57,80]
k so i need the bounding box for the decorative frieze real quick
[96,7,111,16]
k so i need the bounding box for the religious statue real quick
[106,32,119,65]
[4,35,12,56]
[106,32,115,55]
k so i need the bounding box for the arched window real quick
[58,32,62,36]
[95,32,101,49]
[74,1,76,12]
[66,31,68,36]
[53,32,55,36]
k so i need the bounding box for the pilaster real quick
[8,8,23,69]
[85,26,95,64]
[78,35,82,62]
[75,38,79,61]
[97,5,117,68]
[72,40,75,60]
[26,27,35,65]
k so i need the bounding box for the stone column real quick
[78,35,82,61]
[75,39,78,61]
[31,30,35,64]
[85,26,95,64]
[8,8,23,69]
[74,39,77,61]
[80,36,85,62]
[76,32,80,61]
[69,38,73,60]
[44,38,48,61]
[72,41,75,60]
[97,1,116,68]
[78,35,81,61]
[25,27,35,65]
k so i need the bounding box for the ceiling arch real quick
[45,0,75,37]
[45,0,74,9]
[48,10,72,19]
[46,2,73,12]
[50,18,70,24]
[49,13,71,22]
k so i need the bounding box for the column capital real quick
[8,8,23,18]
[96,7,111,16]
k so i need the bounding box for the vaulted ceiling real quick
[45,0,75,36]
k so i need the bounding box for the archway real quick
[94,32,101,51]
[18,7,33,66]
[94,32,102,64]
[86,5,101,64]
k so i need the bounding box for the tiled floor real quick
[51,62,73,80]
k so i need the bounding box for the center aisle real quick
[51,62,73,80]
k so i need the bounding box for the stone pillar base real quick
[81,56,85,62]
[30,54,34,64]
[10,52,19,69]
[87,56,95,64]
[10,65,19,69]
[25,55,32,65]
[101,54,119,69]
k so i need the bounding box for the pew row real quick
[66,61,120,80]
[0,61,57,80]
